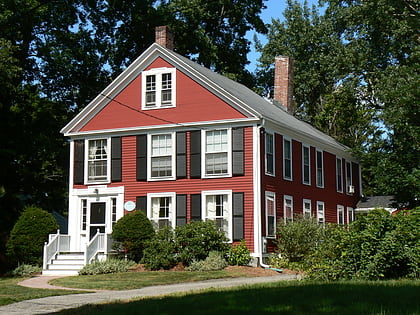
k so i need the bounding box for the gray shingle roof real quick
[356,196,397,209]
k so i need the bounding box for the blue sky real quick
[246,0,318,71]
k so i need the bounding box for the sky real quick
[246,0,318,71]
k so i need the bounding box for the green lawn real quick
[50,270,250,290]
[56,280,420,315]
[0,277,86,306]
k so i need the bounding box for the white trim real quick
[283,195,293,223]
[347,206,355,223]
[283,136,293,181]
[316,149,324,188]
[253,126,262,256]
[265,191,276,238]
[147,132,176,181]
[336,157,343,193]
[141,67,176,109]
[346,161,353,195]
[302,144,311,185]
[316,201,325,226]
[201,190,233,242]
[202,128,232,178]
[337,205,345,225]
[147,192,176,229]
[265,130,275,176]
[84,137,111,185]
[303,199,312,218]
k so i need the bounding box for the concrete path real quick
[0,274,299,314]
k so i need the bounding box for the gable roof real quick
[356,196,397,211]
[62,43,351,156]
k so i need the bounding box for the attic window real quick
[142,68,176,109]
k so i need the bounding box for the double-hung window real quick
[283,138,292,180]
[148,193,175,229]
[316,150,324,188]
[204,129,230,176]
[303,199,312,218]
[149,133,175,180]
[87,139,109,183]
[346,161,353,194]
[284,195,293,223]
[203,191,231,240]
[317,201,325,226]
[265,133,274,175]
[336,157,343,192]
[347,207,355,223]
[265,192,276,237]
[337,205,345,225]
[302,145,310,185]
[142,68,176,109]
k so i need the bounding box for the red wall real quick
[80,57,246,132]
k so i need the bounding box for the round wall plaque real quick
[124,201,136,212]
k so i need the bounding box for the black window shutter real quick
[232,127,244,176]
[136,196,147,215]
[74,140,85,184]
[190,194,202,221]
[136,135,147,181]
[190,130,201,178]
[233,192,244,241]
[111,137,122,182]
[176,194,187,226]
[176,132,187,179]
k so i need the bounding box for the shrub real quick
[227,240,251,266]
[11,264,42,277]
[78,258,136,275]
[142,227,177,270]
[275,216,322,262]
[6,206,58,265]
[175,220,229,265]
[186,251,228,271]
[111,210,155,262]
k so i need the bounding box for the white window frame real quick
[202,190,232,241]
[283,137,292,180]
[284,195,293,223]
[346,161,353,194]
[265,132,275,176]
[141,67,176,109]
[303,199,312,218]
[81,199,87,232]
[347,207,355,223]
[265,191,276,238]
[85,138,111,184]
[202,128,232,178]
[147,132,176,181]
[317,201,325,226]
[336,157,343,193]
[337,205,345,225]
[302,144,311,185]
[316,149,324,188]
[147,192,176,229]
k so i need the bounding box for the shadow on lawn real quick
[57,281,420,314]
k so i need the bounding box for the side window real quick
[265,133,274,175]
[347,207,355,223]
[283,138,292,180]
[346,161,353,194]
[142,68,176,109]
[316,150,324,188]
[337,205,345,225]
[317,201,325,226]
[302,145,310,185]
[303,199,311,218]
[284,195,293,223]
[336,157,343,192]
[265,192,276,237]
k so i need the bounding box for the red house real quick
[42,27,360,275]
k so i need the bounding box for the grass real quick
[0,277,85,306]
[50,270,249,290]
[56,280,420,315]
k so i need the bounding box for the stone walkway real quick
[0,274,300,314]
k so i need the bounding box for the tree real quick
[6,206,58,266]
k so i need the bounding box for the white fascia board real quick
[64,117,260,138]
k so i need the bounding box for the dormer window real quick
[142,68,176,109]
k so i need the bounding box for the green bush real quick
[227,240,251,266]
[6,206,58,266]
[142,227,177,270]
[78,258,136,275]
[175,220,229,265]
[111,210,155,262]
[275,216,322,262]
[11,264,42,277]
[185,251,228,271]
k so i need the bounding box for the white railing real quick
[43,230,71,270]
[85,230,114,265]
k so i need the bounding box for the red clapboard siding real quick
[80,57,246,132]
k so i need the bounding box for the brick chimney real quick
[274,56,295,113]
[155,26,174,50]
